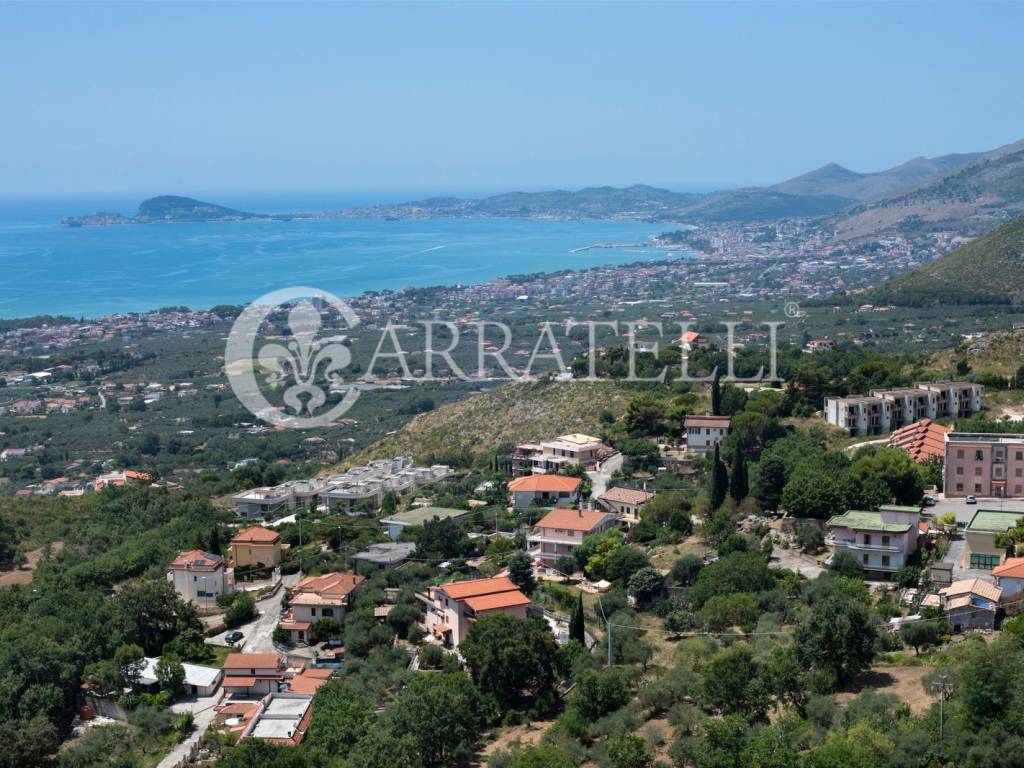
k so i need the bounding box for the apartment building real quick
[826,505,922,573]
[944,433,1024,498]
[527,507,622,567]
[222,653,286,696]
[512,433,613,476]
[508,475,582,510]
[826,381,983,437]
[279,572,365,644]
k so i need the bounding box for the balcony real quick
[827,535,902,553]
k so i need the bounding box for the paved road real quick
[206,573,300,653]
[156,694,221,768]
[587,452,623,498]
[930,497,1024,526]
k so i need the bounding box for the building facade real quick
[508,475,582,510]
[511,433,612,476]
[168,549,231,605]
[944,433,1024,498]
[962,509,1019,570]
[683,415,731,453]
[230,527,283,569]
[420,576,532,648]
[826,505,921,573]
[279,572,365,644]
[527,507,622,567]
[826,381,982,437]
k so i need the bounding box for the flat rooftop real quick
[947,432,1024,444]
[381,506,470,526]
[826,510,912,533]
[967,509,1022,532]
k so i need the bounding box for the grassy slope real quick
[334,379,637,468]
[872,214,1024,305]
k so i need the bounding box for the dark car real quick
[225,630,244,645]
[923,496,936,507]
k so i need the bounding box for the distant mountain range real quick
[61,137,1024,237]
[62,195,272,227]
[870,213,1024,305]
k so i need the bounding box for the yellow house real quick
[230,526,283,569]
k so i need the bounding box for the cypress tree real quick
[729,441,748,502]
[569,592,586,645]
[208,526,222,556]
[711,370,722,416]
[710,444,728,509]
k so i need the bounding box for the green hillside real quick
[333,379,639,468]
[872,214,1024,305]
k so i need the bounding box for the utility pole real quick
[596,594,612,667]
[931,674,952,751]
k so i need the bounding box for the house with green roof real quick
[826,505,922,574]
[380,506,471,540]
[963,509,1021,570]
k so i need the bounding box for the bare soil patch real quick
[836,665,933,714]
[0,541,64,586]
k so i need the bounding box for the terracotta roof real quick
[223,676,258,687]
[439,576,519,600]
[170,549,224,570]
[940,578,1003,603]
[888,418,952,463]
[292,572,365,602]
[508,475,581,493]
[598,487,656,506]
[279,621,312,631]
[993,557,1024,579]
[230,526,281,545]
[223,653,282,670]
[464,590,532,612]
[535,507,618,533]
[289,669,332,694]
[680,331,703,343]
[685,415,731,429]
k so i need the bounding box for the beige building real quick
[279,572,365,644]
[222,653,286,696]
[962,509,1019,570]
[596,486,656,517]
[421,576,531,649]
[684,415,731,453]
[230,526,283,569]
[512,433,612,476]
[528,507,621,567]
[168,549,231,606]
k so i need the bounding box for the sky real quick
[1,1,1022,198]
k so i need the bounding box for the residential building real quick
[826,505,922,573]
[507,474,582,510]
[168,549,231,606]
[677,330,709,351]
[420,576,532,648]
[287,668,333,696]
[279,572,365,644]
[527,507,621,567]
[944,433,1024,498]
[232,486,294,519]
[595,487,656,517]
[352,542,417,570]
[887,418,951,463]
[320,457,450,513]
[962,509,1019,569]
[380,506,470,540]
[992,557,1024,601]
[805,338,835,353]
[683,415,731,453]
[139,657,223,697]
[826,381,982,437]
[512,433,613,476]
[242,692,314,746]
[825,396,893,437]
[939,578,1002,632]
[916,381,984,418]
[230,526,283,569]
[222,653,286,696]
[93,469,153,492]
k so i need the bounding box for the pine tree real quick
[508,551,536,595]
[569,592,586,645]
[729,441,748,502]
[711,370,722,416]
[710,444,728,509]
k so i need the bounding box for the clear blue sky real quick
[1,1,1022,197]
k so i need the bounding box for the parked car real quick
[923,496,937,507]
[225,630,244,645]
[966,495,978,504]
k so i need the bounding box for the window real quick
[862,554,869,565]
[956,467,964,476]
[975,467,982,476]
[970,553,1000,570]
[882,535,890,546]
[1016,451,1023,461]
[1017,467,1023,477]
[882,556,890,567]
[322,608,335,617]
[310,607,316,616]
[1017,485,1023,495]
[957,449,965,459]
[975,484,982,493]
[975,450,984,461]
[956,483,964,492]
[863,534,872,545]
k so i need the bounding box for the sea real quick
[0,191,687,319]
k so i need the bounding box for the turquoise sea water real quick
[0,194,679,318]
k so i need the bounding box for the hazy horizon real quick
[2,1,1023,196]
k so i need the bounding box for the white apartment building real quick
[826,381,983,437]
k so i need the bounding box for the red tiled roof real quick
[993,557,1024,579]
[230,526,281,544]
[439,576,519,600]
[464,590,532,612]
[293,572,365,600]
[535,507,618,533]
[170,549,224,569]
[888,418,952,463]
[508,475,581,493]
[223,653,281,670]
[598,487,656,506]
[685,415,731,429]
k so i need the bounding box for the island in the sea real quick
[62,195,279,227]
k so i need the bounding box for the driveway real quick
[206,573,300,653]
[588,452,623,498]
[156,694,222,768]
